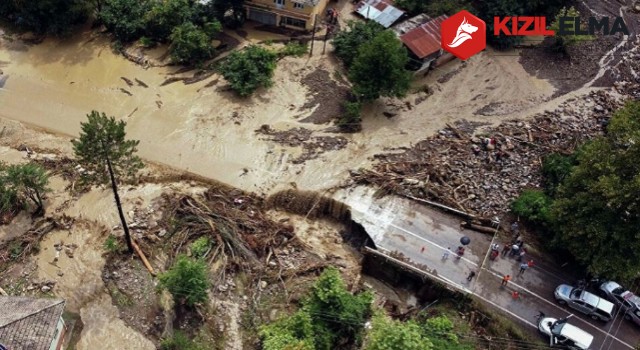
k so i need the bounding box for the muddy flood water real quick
[0,25,573,197]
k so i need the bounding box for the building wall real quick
[48,317,66,350]
[244,0,329,30]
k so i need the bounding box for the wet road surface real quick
[335,186,640,349]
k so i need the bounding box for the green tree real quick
[259,311,315,350]
[6,163,50,215]
[365,313,433,350]
[219,45,278,97]
[169,21,219,64]
[422,315,471,350]
[72,111,144,253]
[349,30,411,101]
[541,153,577,196]
[511,189,552,225]
[303,267,373,350]
[99,0,150,42]
[144,0,195,41]
[332,21,384,67]
[206,0,245,28]
[1,0,90,35]
[158,255,210,307]
[549,6,594,52]
[551,101,640,282]
[0,163,18,215]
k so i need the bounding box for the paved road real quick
[334,186,640,349]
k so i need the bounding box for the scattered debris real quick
[351,90,626,218]
[256,126,348,164]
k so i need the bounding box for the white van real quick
[538,316,594,350]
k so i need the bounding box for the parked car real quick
[598,281,640,310]
[554,284,615,321]
[538,316,594,350]
[624,305,640,327]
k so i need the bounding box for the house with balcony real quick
[0,297,67,350]
[244,0,330,30]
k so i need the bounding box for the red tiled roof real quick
[400,15,448,59]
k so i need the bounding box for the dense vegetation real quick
[159,255,210,307]
[349,30,412,101]
[0,162,50,217]
[0,0,239,64]
[512,101,640,282]
[219,45,278,97]
[332,23,411,129]
[259,267,473,350]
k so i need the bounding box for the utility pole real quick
[309,14,318,57]
[322,25,330,54]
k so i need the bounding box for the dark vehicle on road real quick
[554,284,615,322]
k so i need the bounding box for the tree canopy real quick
[550,101,640,282]
[219,45,278,97]
[72,111,144,185]
[348,30,411,101]
[365,314,432,350]
[0,0,90,35]
[260,267,373,350]
[99,0,150,42]
[158,255,210,307]
[332,21,384,68]
[169,21,219,64]
[144,0,196,41]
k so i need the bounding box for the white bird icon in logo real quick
[447,17,478,48]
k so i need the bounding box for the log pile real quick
[161,187,295,267]
[351,90,626,219]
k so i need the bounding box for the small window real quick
[294,2,304,9]
[274,0,285,5]
[281,16,306,28]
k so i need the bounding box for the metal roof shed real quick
[355,0,405,28]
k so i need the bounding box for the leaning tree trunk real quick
[106,154,134,253]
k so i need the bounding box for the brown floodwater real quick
[0,25,567,197]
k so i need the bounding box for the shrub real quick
[158,255,209,306]
[169,21,218,64]
[219,45,278,97]
[104,235,121,253]
[511,190,552,225]
[332,21,384,67]
[160,331,205,350]
[541,153,576,196]
[259,311,315,350]
[190,237,211,259]
[99,0,151,42]
[279,41,308,57]
[337,101,362,132]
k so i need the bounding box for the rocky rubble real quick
[351,90,627,218]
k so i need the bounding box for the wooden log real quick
[132,240,156,276]
[0,287,7,296]
[462,222,497,234]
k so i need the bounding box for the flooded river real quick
[0,25,563,196]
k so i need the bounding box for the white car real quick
[538,316,594,350]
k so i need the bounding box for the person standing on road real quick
[442,247,451,260]
[467,271,476,282]
[509,243,520,257]
[501,274,511,286]
[519,262,529,275]
[501,243,510,257]
[527,259,534,268]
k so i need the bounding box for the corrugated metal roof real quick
[0,297,66,350]
[400,14,448,59]
[355,0,404,28]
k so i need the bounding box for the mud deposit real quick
[299,68,351,124]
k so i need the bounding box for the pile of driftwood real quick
[352,90,625,219]
[161,187,294,268]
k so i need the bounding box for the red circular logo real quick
[441,10,486,60]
